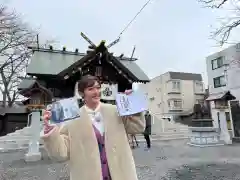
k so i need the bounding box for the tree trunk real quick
[2,91,7,107]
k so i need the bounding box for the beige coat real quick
[42,103,145,180]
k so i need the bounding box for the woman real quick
[42,75,145,180]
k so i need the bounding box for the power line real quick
[118,0,153,38]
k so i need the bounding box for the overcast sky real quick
[3,0,239,85]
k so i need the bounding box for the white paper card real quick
[116,91,148,116]
[48,97,80,123]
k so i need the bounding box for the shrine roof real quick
[18,78,36,90]
[115,58,149,82]
[27,49,85,75]
[169,72,203,81]
[18,77,53,97]
[26,48,149,81]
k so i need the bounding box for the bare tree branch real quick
[0,6,58,107]
[211,18,240,45]
[198,0,228,8]
[198,0,240,45]
[0,5,36,107]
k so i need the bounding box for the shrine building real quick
[18,46,149,106]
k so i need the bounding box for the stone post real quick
[162,118,165,132]
[219,111,232,144]
[24,110,42,162]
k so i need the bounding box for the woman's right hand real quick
[43,109,56,134]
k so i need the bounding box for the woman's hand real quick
[43,109,56,134]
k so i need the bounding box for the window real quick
[195,81,204,92]
[213,76,226,88]
[173,100,182,108]
[30,97,41,104]
[168,99,182,108]
[212,57,224,70]
[172,81,180,90]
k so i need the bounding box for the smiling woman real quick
[77,75,101,109]
[41,74,146,180]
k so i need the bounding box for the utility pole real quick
[36,34,40,49]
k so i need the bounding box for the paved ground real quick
[1,139,240,179]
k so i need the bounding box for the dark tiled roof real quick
[206,91,236,101]
[169,72,202,81]
[26,48,149,81]
[18,78,53,98]
[0,101,24,109]
[115,58,149,81]
[0,106,27,116]
[18,79,36,90]
[27,50,85,75]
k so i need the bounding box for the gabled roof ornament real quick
[80,32,120,52]
[119,54,124,59]
[130,46,136,61]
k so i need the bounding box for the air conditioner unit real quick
[149,97,155,101]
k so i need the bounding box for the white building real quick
[206,43,240,141]
[206,43,240,99]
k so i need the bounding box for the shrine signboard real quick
[101,83,118,100]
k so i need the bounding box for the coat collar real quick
[77,103,110,134]
[84,102,101,114]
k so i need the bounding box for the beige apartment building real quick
[139,72,205,134]
[149,71,204,116]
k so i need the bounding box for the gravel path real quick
[1,139,240,179]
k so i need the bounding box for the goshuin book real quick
[47,97,80,124]
[115,91,148,116]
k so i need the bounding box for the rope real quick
[117,0,154,38]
